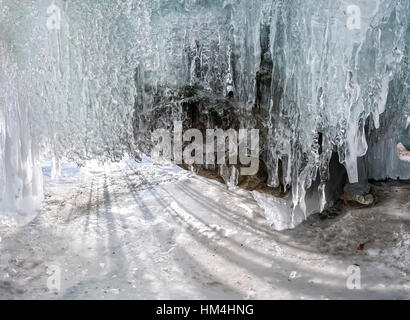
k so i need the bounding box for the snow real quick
[0,160,409,299]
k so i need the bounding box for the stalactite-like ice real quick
[133,0,410,228]
[0,44,43,225]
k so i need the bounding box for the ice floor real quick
[0,159,409,299]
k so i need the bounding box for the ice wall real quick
[0,0,141,224]
[0,44,43,225]
[262,0,409,225]
[0,1,51,225]
[133,0,410,228]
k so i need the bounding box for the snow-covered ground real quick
[0,159,409,299]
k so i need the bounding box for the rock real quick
[134,85,284,197]
[318,206,340,220]
[397,142,410,162]
[341,183,374,206]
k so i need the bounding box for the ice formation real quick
[0,44,43,224]
[0,0,409,227]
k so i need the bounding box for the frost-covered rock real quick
[341,183,374,206]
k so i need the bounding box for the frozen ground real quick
[0,159,409,300]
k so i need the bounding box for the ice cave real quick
[0,0,409,300]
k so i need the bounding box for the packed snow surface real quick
[0,160,409,299]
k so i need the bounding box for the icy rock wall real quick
[365,92,410,180]
[263,0,409,226]
[133,0,409,228]
[364,17,410,180]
